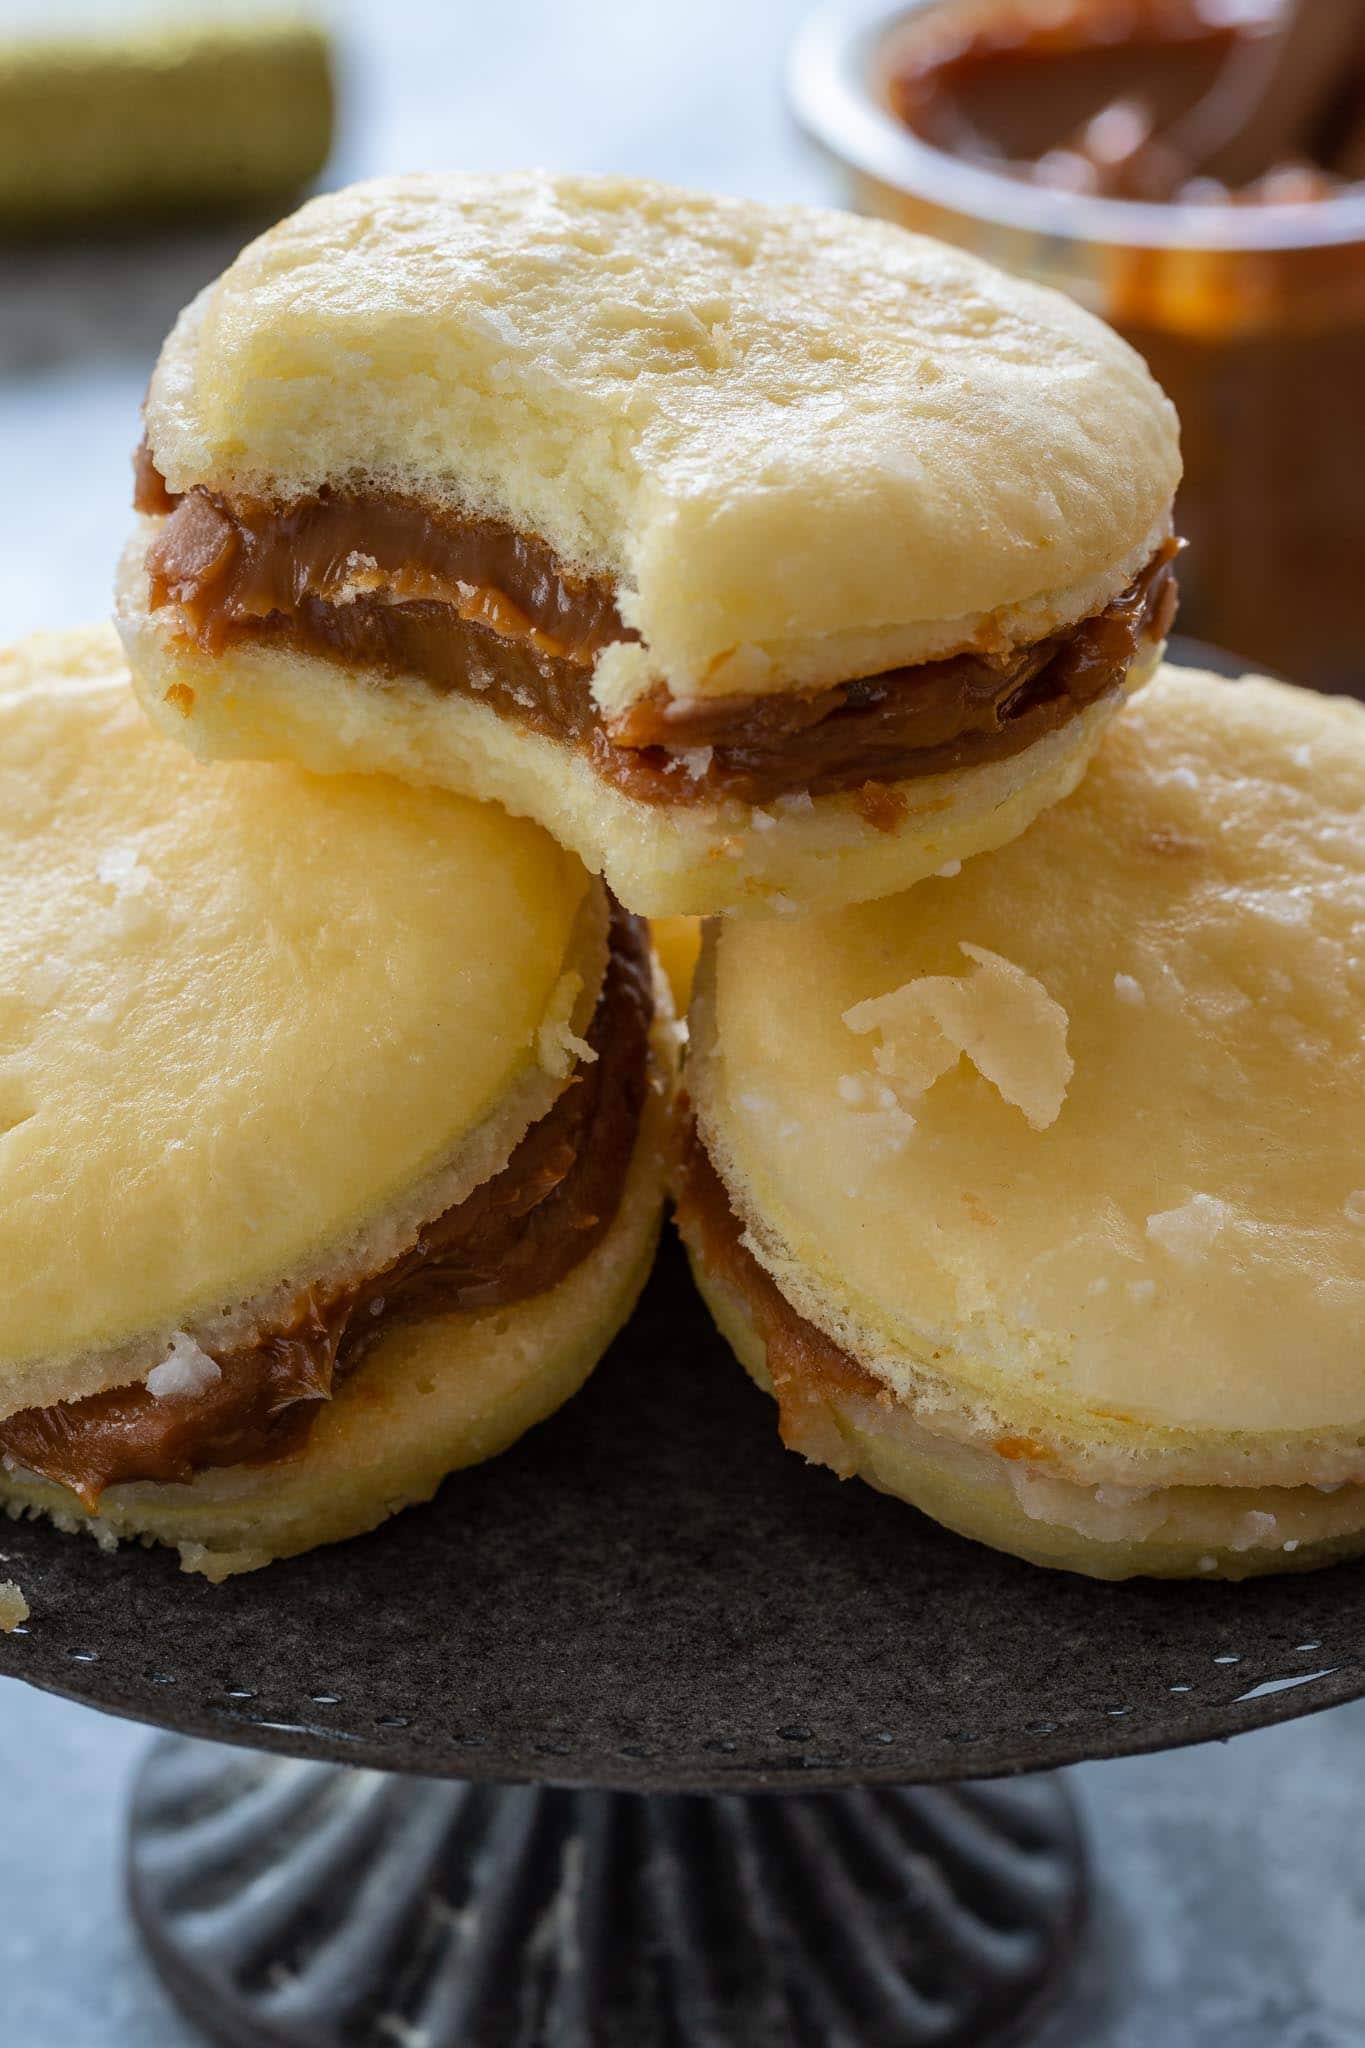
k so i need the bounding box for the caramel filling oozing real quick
[674,1111,885,1477]
[0,906,652,1508]
[137,450,1178,809]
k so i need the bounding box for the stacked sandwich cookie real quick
[31,168,1352,1589]
[24,173,1184,1577]
[0,627,669,1578]
[119,172,1179,919]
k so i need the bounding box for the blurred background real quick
[1,2,1363,2042]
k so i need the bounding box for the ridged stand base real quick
[127,1736,1086,2048]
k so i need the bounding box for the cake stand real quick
[0,1238,1358,2047]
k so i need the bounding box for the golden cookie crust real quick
[687,664,1365,1573]
[0,625,603,1407]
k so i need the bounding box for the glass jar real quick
[789,0,1365,695]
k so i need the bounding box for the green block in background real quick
[0,16,334,234]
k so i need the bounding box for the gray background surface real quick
[1,1,1359,2042]
[5,1680,1363,2047]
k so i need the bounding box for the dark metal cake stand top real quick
[0,1238,1357,1790]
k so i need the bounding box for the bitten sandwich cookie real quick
[679,664,1365,1580]
[119,172,1179,918]
[0,626,668,1580]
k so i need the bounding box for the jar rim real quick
[789,0,1365,255]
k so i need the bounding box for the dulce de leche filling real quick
[887,0,1363,204]
[135,450,1178,814]
[0,907,652,1510]
[674,1111,883,1478]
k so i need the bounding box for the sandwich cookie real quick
[0,626,669,1579]
[119,171,1180,918]
[679,664,1365,1579]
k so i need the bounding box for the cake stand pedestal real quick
[1,1241,1355,2046]
[127,1743,1083,2047]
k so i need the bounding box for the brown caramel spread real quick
[0,907,652,1509]
[888,0,1364,202]
[674,1112,882,1476]
[138,462,630,667]
[136,451,1178,808]
[611,540,1177,799]
[881,4,1363,695]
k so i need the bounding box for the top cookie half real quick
[121,171,1180,917]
